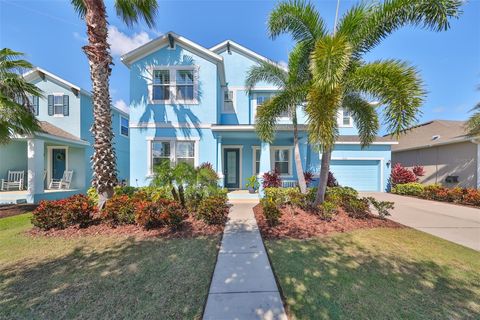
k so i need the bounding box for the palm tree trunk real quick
[314,148,332,206]
[82,0,117,209]
[292,108,307,193]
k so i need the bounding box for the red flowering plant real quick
[412,165,426,177]
[390,163,418,186]
[262,170,281,188]
[327,171,339,187]
[303,171,314,185]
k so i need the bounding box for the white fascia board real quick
[210,40,288,72]
[23,67,90,96]
[336,141,399,145]
[121,31,223,67]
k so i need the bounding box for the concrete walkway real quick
[203,200,287,320]
[362,192,480,251]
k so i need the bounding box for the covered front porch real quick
[0,125,90,204]
[212,127,311,191]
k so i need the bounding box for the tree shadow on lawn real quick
[0,236,218,319]
[267,233,480,319]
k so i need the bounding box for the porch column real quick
[27,139,44,203]
[216,137,224,187]
[258,141,271,197]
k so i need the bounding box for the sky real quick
[1,0,479,134]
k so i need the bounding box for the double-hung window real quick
[223,90,234,113]
[152,70,170,101]
[341,109,352,126]
[176,70,194,100]
[120,116,129,137]
[150,140,196,173]
[151,67,197,103]
[53,95,64,115]
[253,147,261,175]
[273,148,290,175]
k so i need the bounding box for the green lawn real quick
[0,214,219,319]
[266,228,480,320]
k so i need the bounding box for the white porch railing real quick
[281,180,298,188]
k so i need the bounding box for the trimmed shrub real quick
[197,195,230,225]
[391,182,424,196]
[462,189,480,206]
[390,163,417,186]
[262,170,281,188]
[31,194,95,230]
[114,186,137,197]
[326,186,359,207]
[135,199,185,229]
[343,197,370,219]
[318,200,337,221]
[102,195,136,225]
[260,197,281,226]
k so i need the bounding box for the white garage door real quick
[330,159,381,191]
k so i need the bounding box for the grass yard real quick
[266,228,480,320]
[0,213,219,319]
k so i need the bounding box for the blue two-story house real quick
[122,32,396,192]
[0,67,130,204]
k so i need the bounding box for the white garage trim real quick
[319,155,385,191]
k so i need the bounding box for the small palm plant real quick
[267,0,462,204]
[71,0,158,208]
[0,48,42,144]
[245,47,310,193]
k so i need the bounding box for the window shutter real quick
[47,95,54,116]
[33,96,39,115]
[63,95,69,116]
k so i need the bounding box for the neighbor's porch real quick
[0,136,89,204]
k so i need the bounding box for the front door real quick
[224,148,240,189]
[52,148,66,180]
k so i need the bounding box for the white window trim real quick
[338,108,353,128]
[120,115,129,137]
[148,65,199,105]
[222,89,236,114]
[271,146,293,177]
[53,92,64,117]
[253,92,289,122]
[46,146,69,187]
[221,145,243,189]
[252,146,261,177]
[146,137,200,176]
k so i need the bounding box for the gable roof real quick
[210,40,288,71]
[121,31,223,67]
[23,67,128,116]
[389,120,472,152]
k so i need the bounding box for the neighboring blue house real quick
[0,67,130,204]
[122,32,396,193]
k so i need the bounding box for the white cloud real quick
[114,99,130,114]
[108,26,151,57]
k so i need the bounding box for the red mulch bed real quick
[0,204,38,219]
[253,204,403,239]
[27,215,223,239]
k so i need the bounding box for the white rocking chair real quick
[49,170,73,190]
[1,170,25,191]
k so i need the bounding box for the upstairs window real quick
[47,94,69,116]
[342,109,352,126]
[54,95,64,115]
[152,70,170,101]
[176,70,194,100]
[120,116,129,137]
[151,67,197,103]
[223,90,235,113]
[256,94,289,118]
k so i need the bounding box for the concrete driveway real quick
[362,192,480,251]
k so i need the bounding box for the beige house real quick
[390,120,479,188]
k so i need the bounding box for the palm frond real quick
[268,0,327,43]
[288,42,311,85]
[342,93,379,146]
[245,61,287,93]
[310,34,352,90]
[305,85,341,149]
[466,102,480,137]
[348,59,425,136]
[114,0,159,28]
[348,0,462,56]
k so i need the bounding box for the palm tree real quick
[245,47,309,193]
[71,0,158,208]
[267,0,462,204]
[466,88,480,136]
[0,48,42,144]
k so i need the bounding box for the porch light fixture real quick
[168,33,175,49]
